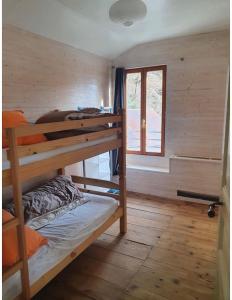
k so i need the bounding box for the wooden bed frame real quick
[2,111,127,300]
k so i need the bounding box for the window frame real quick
[125,65,166,156]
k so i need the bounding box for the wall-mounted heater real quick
[177,190,222,218]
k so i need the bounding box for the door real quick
[215,76,230,300]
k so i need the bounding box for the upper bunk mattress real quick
[3,193,118,300]
[2,135,117,170]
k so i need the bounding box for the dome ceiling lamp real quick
[109,0,147,27]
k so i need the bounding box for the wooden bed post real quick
[7,128,30,299]
[57,168,65,175]
[119,109,127,233]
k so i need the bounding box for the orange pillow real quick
[2,210,48,267]
[2,111,46,148]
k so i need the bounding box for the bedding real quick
[5,175,87,224]
[77,107,101,113]
[3,210,48,267]
[2,111,46,148]
[35,109,115,140]
[27,198,88,230]
[3,193,118,300]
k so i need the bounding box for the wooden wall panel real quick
[3,25,111,122]
[2,25,111,200]
[114,31,229,199]
[126,158,222,201]
[115,30,229,159]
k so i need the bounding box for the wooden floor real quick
[34,195,218,300]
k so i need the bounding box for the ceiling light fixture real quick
[109,0,147,27]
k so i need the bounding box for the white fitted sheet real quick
[3,193,118,300]
[2,135,117,170]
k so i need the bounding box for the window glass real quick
[126,72,141,152]
[125,66,166,156]
[146,70,163,153]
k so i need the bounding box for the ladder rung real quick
[3,261,23,281]
[3,218,20,232]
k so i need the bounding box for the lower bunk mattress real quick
[3,193,118,300]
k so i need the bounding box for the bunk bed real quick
[2,111,127,300]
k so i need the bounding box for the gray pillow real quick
[5,175,85,223]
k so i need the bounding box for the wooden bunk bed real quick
[2,111,126,300]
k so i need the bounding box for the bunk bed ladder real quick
[5,128,30,299]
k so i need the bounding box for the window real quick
[125,65,166,156]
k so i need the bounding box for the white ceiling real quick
[3,0,230,59]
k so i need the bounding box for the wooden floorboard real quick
[33,195,218,300]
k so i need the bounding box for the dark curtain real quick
[112,67,125,176]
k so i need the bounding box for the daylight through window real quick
[125,65,166,156]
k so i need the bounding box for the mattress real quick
[3,193,118,300]
[2,135,117,170]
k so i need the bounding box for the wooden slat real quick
[79,188,120,201]
[95,233,151,260]
[15,115,122,137]
[84,244,143,272]
[72,175,120,190]
[57,168,65,176]
[3,169,11,187]
[3,217,19,232]
[30,207,123,298]
[3,261,23,281]
[7,128,30,299]
[3,138,122,187]
[72,255,135,289]
[12,127,121,158]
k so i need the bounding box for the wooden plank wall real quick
[3,25,111,122]
[2,24,111,201]
[126,158,222,202]
[114,30,229,200]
